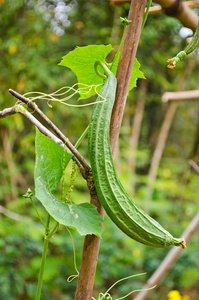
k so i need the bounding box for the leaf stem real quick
[141,0,152,31]
[48,221,59,238]
[119,17,132,50]
[110,17,132,72]
[94,61,111,79]
[23,189,47,228]
[74,125,89,148]
[35,214,51,300]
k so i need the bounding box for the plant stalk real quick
[35,214,51,300]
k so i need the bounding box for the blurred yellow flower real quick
[50,33,60,42]
[167,290,181,300]
[182,296,190,300]
[132,248,140,257]
[163,168,171,178]
[9,43,17,55]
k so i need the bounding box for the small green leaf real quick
[111,55,145,92]
[59,44,113,99]
[128,58,145,91]
[34,129,102,237]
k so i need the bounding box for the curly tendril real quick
[23,83,106,108]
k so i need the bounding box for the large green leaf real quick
[35,128,72,193]
[59,44,144,100]
[59,44,113,99]
[35,177,102,237]
[34,129,102,237]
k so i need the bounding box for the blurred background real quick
[0,1,198,299]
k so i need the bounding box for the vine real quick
[92,273,156,300]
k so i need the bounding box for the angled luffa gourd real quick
[88,64,185,248]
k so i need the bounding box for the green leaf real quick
[59,44,113,99]
[34,129,102,237]
[110,55,145,92]
[35,177,102,237]
[59,44,144,99]
[35,129,72,193]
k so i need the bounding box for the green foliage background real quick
[0,1,199,299]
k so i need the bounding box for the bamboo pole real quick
[145,60,195,203]
[128,80,147,174]
[162,89,199,102]
[146,102,178,202]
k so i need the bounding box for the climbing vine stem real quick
[168,20,199,68]
[35,214,51,300]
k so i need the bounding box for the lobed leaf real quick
[59,44,113,99]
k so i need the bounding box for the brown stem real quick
[110,0,147,158]
[0,106,16,117]
[75,1,146,299]
[0,105,72,153]
[75,171,105,300]
[9,89,90,173]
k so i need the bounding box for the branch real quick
[134,212,199,300]
[110,0,199,32]
[0,205,23,221]
[0,105,72,153]
[146,1,199,15]
[162,89,199,103]
[0,106,16,117]
[189,159,199,172]
[9,89,91,173]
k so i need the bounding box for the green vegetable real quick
[88,61,186,248]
